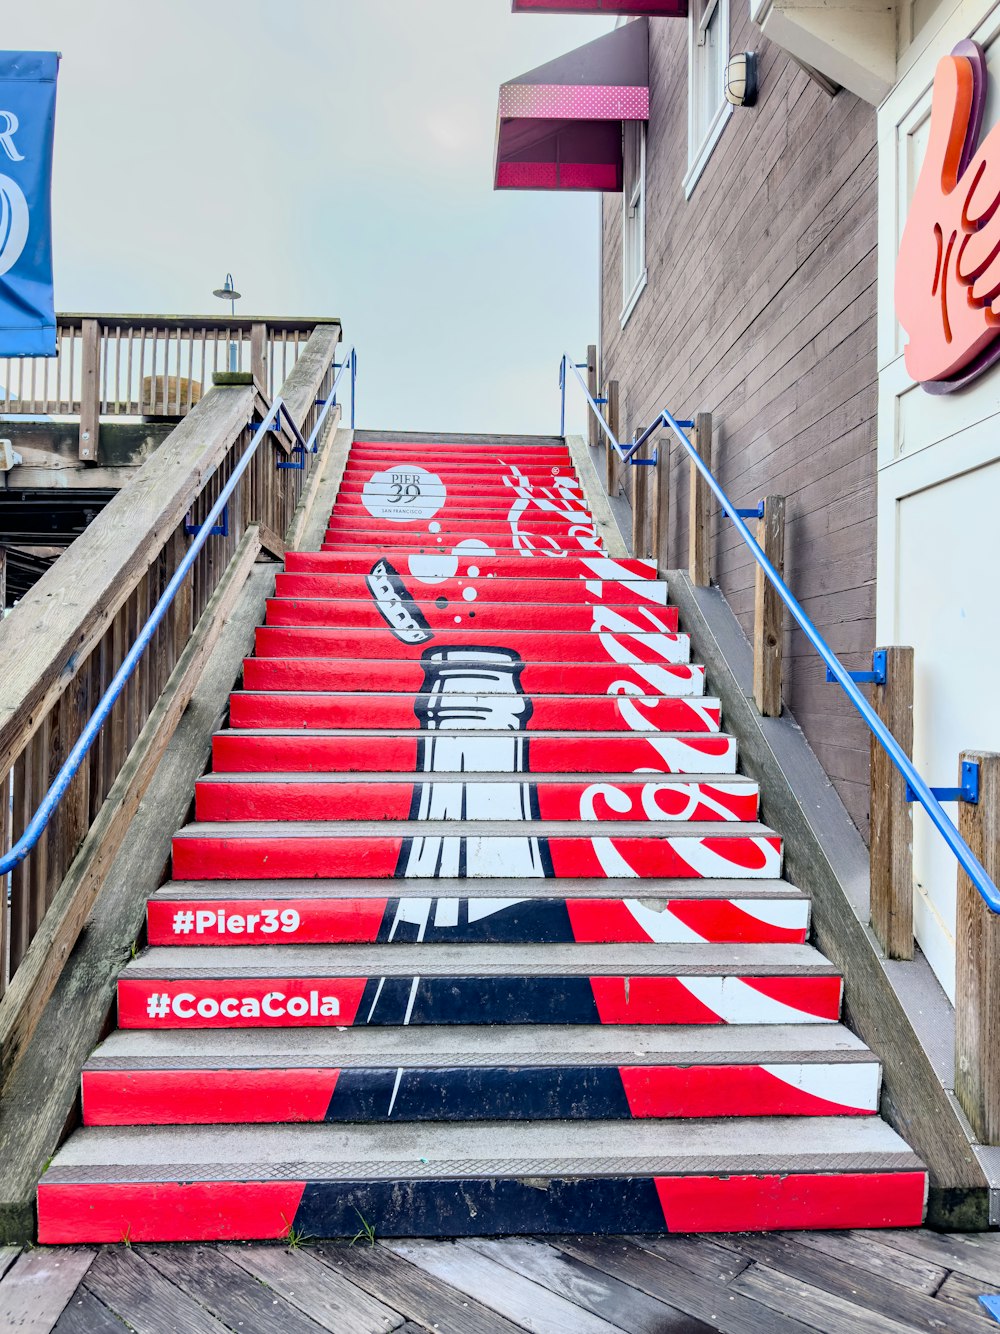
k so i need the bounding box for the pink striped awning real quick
[495,19,650,192]
[513,1,686,13]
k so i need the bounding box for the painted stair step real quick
[147,895,805,947]
[330,501,594,522]
[212,729,740,776]
[170,818,782,882]
[347,446,575,461]
[262,598,678,635]
[117,940,840,1031]
[226,692,720,734]
[81,1024,879,1126]
[149,875,807,948]
[36,1117,926,1244]
[241,659,705,697]
[255,626,692,665]
[339,463,581,481]
[276,572,670,606]
[195,773,758,823]
[321,539,606,555]
[285,552,658,579]
[326,515,593,536]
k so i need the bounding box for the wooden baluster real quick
[869,646,915,959]
[251,322,269,397]
[586,345,598,450]
[688,412,713,587]
[652,438,669,571]
[605,379,619,496]
[752,495,786,718]
[632,452,648,559]
[79,317,101,462]
[956,751,1000,1142]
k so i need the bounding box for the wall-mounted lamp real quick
[725,51,758,107]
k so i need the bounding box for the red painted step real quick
[275,572,670,606]
[240,658,706,697]
[194,775,757,824]
[254,626,692,665]
[262,598,678,635]
[284,551,658,579]
[170,824,783,882]
[211,730,740,775]
[227,691,721,733]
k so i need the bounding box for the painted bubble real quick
[463,587,477,602]
[361,464,446,523]
[408,553,459,584]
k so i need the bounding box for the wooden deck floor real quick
[3,1229,1000,1332]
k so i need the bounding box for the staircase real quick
[37,432,926,1243]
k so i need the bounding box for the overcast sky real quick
[5,1,611,436]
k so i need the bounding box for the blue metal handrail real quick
[561,357,1000,915]
[0,354,351,879]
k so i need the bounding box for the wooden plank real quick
[310,1243,526,1334]
[0,1247,96,1333]
[257,523,287,562]
[631,454,648,559]
[870,646,915,959]
[605,379,619,496]
[250,322,268,394]
[688,412,712,587]
[934,1269,1000,1321]
[82,1249,230,1334]
[387,1238,625,1334]
[752,495,785,718]
[54,1289,130,1333]
[141,1245,339,1334]
[861,1230,1000,1288]
[78,318,100,463]
[0,563,273,1241]
[586,344,599,450]
[221,1244,404,1334]
[729,1262,937,1334]
[955,750,1000,1143]
[788,1230,946,1295]
[652,444,669,572]
[552,1237,818,1334]
[0,526,262,1083]
[465,1238,712,1334]
[279,325,342,441]
[717,1233,989,1334]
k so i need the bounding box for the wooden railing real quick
[0,314,340,462]
[0,321,341,1078]
[594,379,1000,1145]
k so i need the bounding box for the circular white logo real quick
[0,175,29,278]
[362,463,446,523]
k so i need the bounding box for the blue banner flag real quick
[0,52,58,358]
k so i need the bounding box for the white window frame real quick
[620,120,647,329]
[683,0,732,199]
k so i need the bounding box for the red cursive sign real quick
[895,41,1000,393]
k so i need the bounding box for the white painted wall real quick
[877,0,1000,999]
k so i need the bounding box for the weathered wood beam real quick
[870,646,914,960]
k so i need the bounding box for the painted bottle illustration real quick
[395,646,552,880]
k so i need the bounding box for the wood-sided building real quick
[497,0,1000,1008]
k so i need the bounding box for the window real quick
[684,0,731,197]
[621,120,647,327]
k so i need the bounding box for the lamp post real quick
[212,273,242,372]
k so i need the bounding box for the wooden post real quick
[79,318,101,462]
[956,750,1000,1143]
[688,412,712,586]
[250,322,269,395]
[632,454,649,558]
[869,646,915,959]
[586,345,598,450]
[652,441,669,571]
[605,379,619,497]
[752,495,786,718]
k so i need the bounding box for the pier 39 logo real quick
[897,41,1000,393]
[0,110,28,278]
